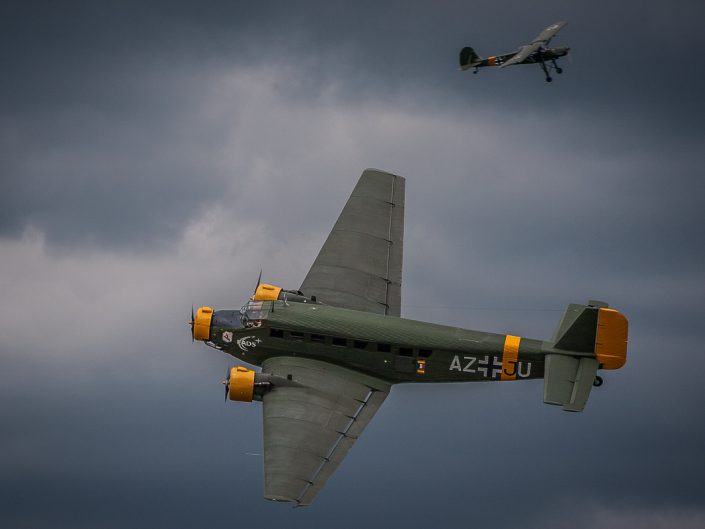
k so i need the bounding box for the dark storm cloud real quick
[2,1,705,528]
[2,0,705,249]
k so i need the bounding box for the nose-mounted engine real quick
[191,306,214,341]
[223,366,272,402]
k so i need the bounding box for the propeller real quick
[222,367,232,402]
[253,268,263,297]
[189,305,195,342]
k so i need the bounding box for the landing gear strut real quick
[539,55,564,82]
[539,58,552,82]
[593,375,604,387]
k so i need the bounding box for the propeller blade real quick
[190,305,195,342]
[253,268,263,295]
[223,367,231,402]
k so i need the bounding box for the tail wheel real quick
[593,375,604,387]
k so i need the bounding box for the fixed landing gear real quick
[539,59,552,82]
[473,66,479,74]
[593,375,604,387]
[540,58,564,82]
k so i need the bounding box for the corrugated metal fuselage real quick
[207,301,548,384]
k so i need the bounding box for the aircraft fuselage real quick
[205,299,562,384]
[480,46,569,68]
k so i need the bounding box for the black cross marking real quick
[477,355,502,379]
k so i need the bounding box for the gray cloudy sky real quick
[2,1,705,527]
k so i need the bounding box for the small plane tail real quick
[459,47,482,70]
[543,301,628,412]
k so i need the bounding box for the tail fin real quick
[544,301,628,412]
[459,47,482,70]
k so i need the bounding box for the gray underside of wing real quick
[300,169,405,317]
[533,20,567,46]
[501,43,539,67]
[261,357,391,506]
[501,21,567,68]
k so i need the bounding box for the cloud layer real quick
[2,1,704,527]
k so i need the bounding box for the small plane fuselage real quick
[480,46,569,68]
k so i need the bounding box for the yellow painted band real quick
[501,335,521,381]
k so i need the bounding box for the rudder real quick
[459,47,482,70]
[544,301,628,412]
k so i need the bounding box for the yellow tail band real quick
[595,308,628,369]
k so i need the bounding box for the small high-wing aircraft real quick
[190,169,627,505]
[460,21,570,82]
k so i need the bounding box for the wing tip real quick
[362,167,405,181]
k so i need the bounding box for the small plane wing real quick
[500,20,567,68]
[533,20,567,47]
[300,169,405,316]
[261,356,391,505]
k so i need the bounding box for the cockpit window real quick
[240,300,271,327]
[211,310,245,330]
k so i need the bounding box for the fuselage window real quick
[377,343,391,353]
[398,347,413,357]
[332,337,347,346]
[311,334,325,343]
[419,349,433,358]
[290,331,304,340]
[270,328,284,338]
[353,340,368,349]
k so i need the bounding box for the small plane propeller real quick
[189,305,195,342]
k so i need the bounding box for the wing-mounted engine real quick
[224,366,273,402]
[253,283,319,304]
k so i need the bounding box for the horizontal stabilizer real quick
[544,354,598,412]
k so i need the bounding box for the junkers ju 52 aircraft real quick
[190,169,628,506]
[460,21,570,82]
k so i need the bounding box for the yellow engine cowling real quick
[253,283,282,301]
[193,306,213,341]
[228,366,256,402]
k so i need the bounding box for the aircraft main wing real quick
[300,169,405,316]
[261,356,391,505]
[500,20,567,68]
[533,20,567,47]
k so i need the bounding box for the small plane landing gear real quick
[539,59,552,82]
[593,375,604,387]
[551,59,563,74]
